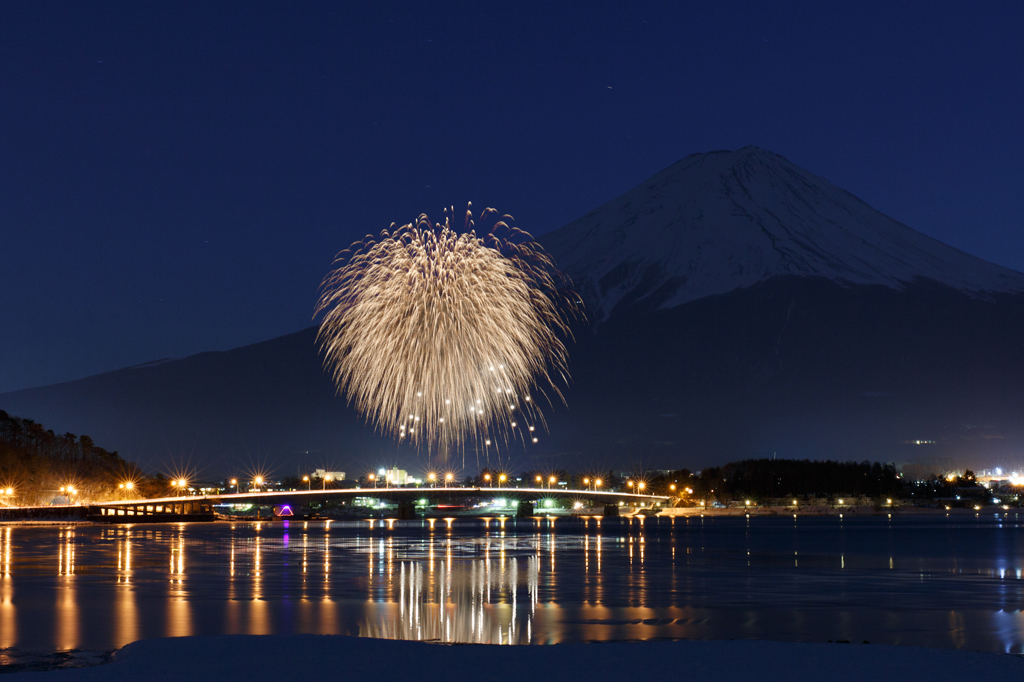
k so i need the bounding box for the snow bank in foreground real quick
[6,636,1022,682]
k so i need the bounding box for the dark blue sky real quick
[2,1,1022,393]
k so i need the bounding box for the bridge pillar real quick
[397,500,417,520]
[517,501,534,518]
[603,504,620,517]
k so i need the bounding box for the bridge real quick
[86,487,670,522]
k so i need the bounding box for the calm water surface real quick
[0,514,1022,655]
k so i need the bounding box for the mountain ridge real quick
[540,146,1024,321]
[4,147,1024,472]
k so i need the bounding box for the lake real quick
[0,513,1022,659]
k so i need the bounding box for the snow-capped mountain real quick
[542,147,1024,321]
[5,147,1024,471]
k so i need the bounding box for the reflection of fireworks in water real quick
[316,206,578,453]
[361,556,538,644]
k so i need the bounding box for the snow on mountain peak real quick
[541,146,1024,321]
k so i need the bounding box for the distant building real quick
[381,467,409,485]
[314,469,345,481]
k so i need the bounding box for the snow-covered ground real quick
[541,147,1024,321]
[5,635,1022,681]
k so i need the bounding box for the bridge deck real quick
[95,487,669,508]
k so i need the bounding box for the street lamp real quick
[428,472,436,488]
[483,473,491,486]
[324,475,332,490]
[253,476,264,492]
[535,475,542,487]
[594,478,602,490]
[583,477,590,490]
[498,473,507,487]
[368,473,376,488]
[548,475,556,489]
[638,481,645,492]
[303,475,310,490]
[445,473,454,486]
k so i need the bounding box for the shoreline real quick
[649,504,1007,517]
[1,503,1016,525]
[3,635,1021,681]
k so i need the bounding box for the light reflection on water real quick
[0,515,1021,653]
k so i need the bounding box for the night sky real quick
[3,1,1022,394]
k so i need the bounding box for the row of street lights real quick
[301,475,335,490]
[425,472,455,487]
[151,472,664,497]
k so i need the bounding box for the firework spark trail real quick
[316,206,579,454]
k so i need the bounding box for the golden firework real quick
[316,206,577,451]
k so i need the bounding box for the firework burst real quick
[316,205,579,453]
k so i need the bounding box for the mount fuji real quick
[4,147,1024,473]
[543,147,1024,321]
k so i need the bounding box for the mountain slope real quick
[542,147,1024,321]
[4,147,1024,473]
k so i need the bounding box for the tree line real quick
[0,409,145,504]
